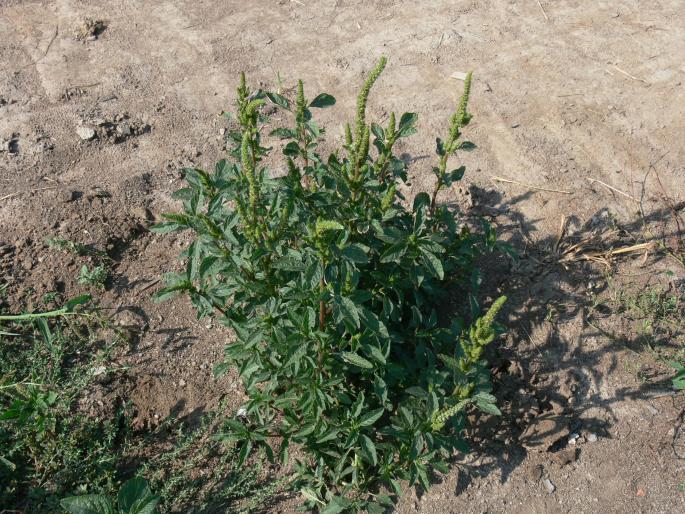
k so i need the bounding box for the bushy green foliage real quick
[153,57,506,511]
[0,296,126,511]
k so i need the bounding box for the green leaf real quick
[283,141,300,156]
[304,260,323,289]
[266,92,291,110]
[335,296,360,329]
[322,495,351,514]
[118,477,152,513]
[398,112,418,137]
[60,495,115,514]
[473,392,501,415]
[309,93,336,108]
[670,361,685,389]
[300,488,324,506]
[458,141,476,151]
[149,221,182,233]
[128,496,160,514]
[341,244,368,264]
[360,434,377,465]
[420,251,444,280]
[64,294,92,312]
[270,127,298,139]
[358,408,384,427]
[380,242,407,263]
[362,343,386,365]
[358,307,389,339]
[443,166,466,186]
[237,440,253,466]
[341,352,373,370]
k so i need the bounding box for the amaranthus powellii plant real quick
[152,57,507,513]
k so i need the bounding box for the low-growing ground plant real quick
[61,476,160,514]
[78,264,109,289]
[0,295,126,511]
[138,408,281,512]
[153,57,507,511]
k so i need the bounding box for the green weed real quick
[0,296,126,512]
[78,264,109,289]
[153,58,507,511]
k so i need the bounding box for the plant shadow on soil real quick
[437,185,684,495]
[102,178,682,508]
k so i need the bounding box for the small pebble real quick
[586,433,598,443]
[76,125,96,140]
[543,478,556,494]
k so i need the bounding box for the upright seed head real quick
[455,72,472,127]
[448,72,473,144]
[356,125,370,173]
[296,79,306,124]
[388,112,396,138]
[344,123,353,147]
[355,56,387,146]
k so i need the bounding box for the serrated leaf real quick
[340,351,373,369]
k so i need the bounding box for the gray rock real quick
[543,478,556,494]
[76,125,96,140]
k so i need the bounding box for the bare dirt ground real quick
[2,0,685,512]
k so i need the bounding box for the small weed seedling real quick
[154,58,506,511]
[78,264,109,289]
[46,237,111,289]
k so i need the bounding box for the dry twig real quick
[0,186,60,202]
[611,64,648,84]
[536,0,549,21]
[586,177,639,203]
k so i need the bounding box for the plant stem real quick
[318,277,326,331]
[0,309,73,321]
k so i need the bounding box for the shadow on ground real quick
[442,184,685,493]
